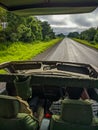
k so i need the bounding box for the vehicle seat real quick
[14,76,32,100]
[49,99,98,130]
[0,95,38,130]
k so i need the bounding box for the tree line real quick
[68,27,98,44]
[0,7,55,43]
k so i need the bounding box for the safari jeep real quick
[0,1,98,130]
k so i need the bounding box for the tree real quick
[0,7,7,42]
[68,32,79,38]
[79,27,96,41]
[41,21,55,40]
[0,30,7,42]
[17,24,33,42]
[0,7,7,28]
[94,30,98,43]
[26,16,42,41]
[57,33,65,38]
[0,7,55,43]
[7,12,24,32]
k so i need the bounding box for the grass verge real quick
[73,38,98,50]
[0,38,62,64]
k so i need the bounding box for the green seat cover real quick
[50,99,98,130]
[0,113,38,130]
[0,95,38,130]
[14,76,32,100]
[61,99,93,125]
[0,95,20,118]
[50,115,98,130]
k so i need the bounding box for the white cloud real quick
[37,8,98,35]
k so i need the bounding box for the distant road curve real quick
[33,38,98,68]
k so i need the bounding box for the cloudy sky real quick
[37,8,98,35]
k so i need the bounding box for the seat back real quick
[0,95,20,118]
[61,99,93,125]
[0,95,38,130]
[14,76,32,100]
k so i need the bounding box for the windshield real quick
[0,7,98,69]
[1,3,98,130]
[35,8,98,68]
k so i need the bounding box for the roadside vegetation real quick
[0,7,56,43]
[72,38,98,50]
[0,38,62,63]
[0,7,64,64]
[68,27,98,50]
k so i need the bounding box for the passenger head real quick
[66,87,83,99]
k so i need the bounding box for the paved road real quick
[33,38,98,68]
[0,82,6,93]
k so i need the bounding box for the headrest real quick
[61,99,93,125]
[14,76,32,100]
[0,95,20,118]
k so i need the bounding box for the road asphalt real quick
[33,38,98,68]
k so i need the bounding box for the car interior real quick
[0,0,98,130]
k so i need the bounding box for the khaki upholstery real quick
[61,99,93,125]
[50,115,98,130]
[14,76,32,100]
[0,95,38,130]
[50,99,98,130]
[0,95,20,118]
[0,113,38,130]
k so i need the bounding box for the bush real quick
[17,24,32,42]
[90,41,96,45]
[94,31,98,43]
[10,33,18,42]
[0,30,7,42]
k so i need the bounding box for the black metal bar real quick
[0,2,10,10]
[30,75,98,88]
[0,73,97,88]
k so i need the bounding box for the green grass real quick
[0,69,8,74]
[0,38,62,64]
[73,38,98,50]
